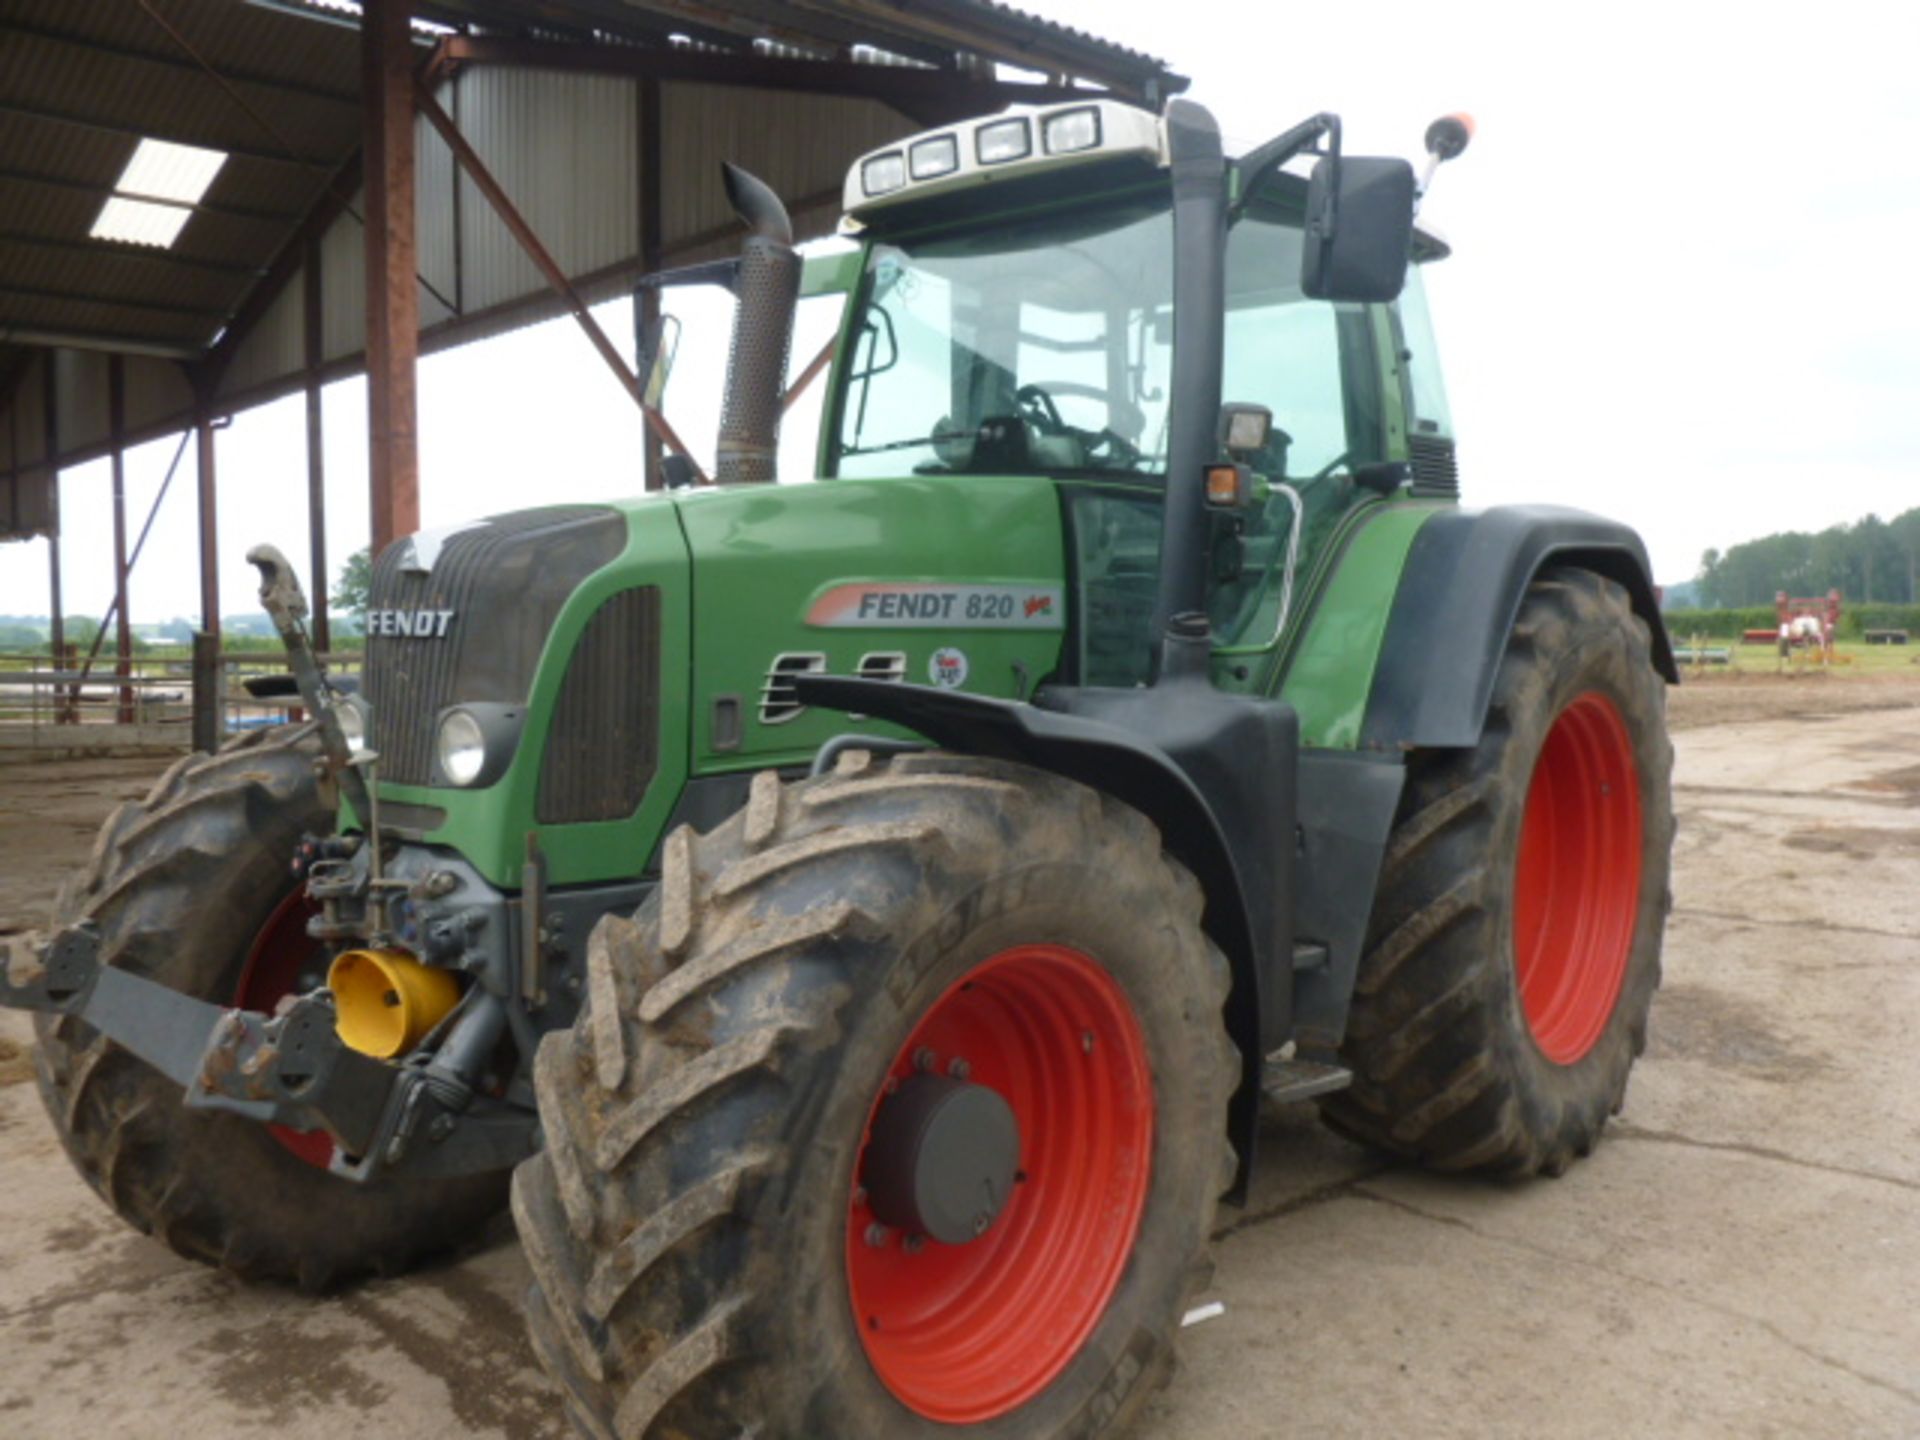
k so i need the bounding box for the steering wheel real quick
[1016,383,1144,469]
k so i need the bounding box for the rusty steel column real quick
[363,0,419,555]
[43,352,62,668]
[304,241,331,652]
[108,355,135,723]
[196,407,220,638]
[638,75,663,492]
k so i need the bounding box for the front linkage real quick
[0,550,538,1185]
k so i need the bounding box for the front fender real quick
[1361,505,1678,752]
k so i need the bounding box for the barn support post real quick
[42,352,63,683]
[108,354,134,723]
[196,407,219,638]
[638,74,663,492]
[363,0,420,556]
[304,242,331,653]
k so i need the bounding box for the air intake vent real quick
[760,653,825,725]
[536,587,661,824]
[1408,431,1459,498]
[856,651,907,683]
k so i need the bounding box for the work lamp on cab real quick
[909,134,960,180]
[436,708,487,787]
[861,151,907,197]
[976,116,1032,164]
[1042,106,1101,155]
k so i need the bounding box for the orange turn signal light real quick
[1206,464,1249,507]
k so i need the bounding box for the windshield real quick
[832,192,1174,479]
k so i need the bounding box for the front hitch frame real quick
[2,926,536,1179]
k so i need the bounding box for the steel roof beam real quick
[0,99,341,170]
[0,165,302,223]
[0,18,361,107]
[0,230,261,277]
[0,282,228,319]
[0,325,204,361]
[439,35,1079,125]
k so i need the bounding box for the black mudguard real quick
[792,671,1297,1195]
[1361,505,1679,752]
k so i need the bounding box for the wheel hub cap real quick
[862,1074,1020,1245]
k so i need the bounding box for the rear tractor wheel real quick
[515,752,1238,1439]
[1321,566,1675,1174]
[33,722,509,1288]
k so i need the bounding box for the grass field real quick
[1669,638,1920,679]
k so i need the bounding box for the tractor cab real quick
[825,98,1459,686]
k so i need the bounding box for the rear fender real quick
[1361,505,1678,752]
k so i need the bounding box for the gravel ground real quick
[2,692,1916,1439]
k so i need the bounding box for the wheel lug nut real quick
[913,1046,938,1072]
[903,1234,925,1255]
[947,1057,971,1081]
[1081,1030,1095,1054]
[864,1223,890,1248]
[851,1186,868,1209]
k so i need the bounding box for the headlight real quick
[436,708,487,787]
[332,696,370,757]
[909,134,959,180]
[976,117,1032,165]
[1042,106,1102,155]
[861,152,906,197]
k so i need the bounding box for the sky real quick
[5,0,1918,624]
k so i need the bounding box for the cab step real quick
[1261,1056,1352,1105]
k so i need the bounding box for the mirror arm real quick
[1231,112,1342,223]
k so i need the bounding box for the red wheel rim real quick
[846,943,1155,1423]
[1513,691,1644,1065]
[233,885,336,1168]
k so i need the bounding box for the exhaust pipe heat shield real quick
[715,163,802,484]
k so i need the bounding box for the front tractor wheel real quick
[33,723,509,1288]
[1321,566,1675,1175]
[514,752,1237,1440]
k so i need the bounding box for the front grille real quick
[364,507,625,784]
[1408,431,1459,498]
[537,587,661,824]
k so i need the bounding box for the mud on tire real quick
[514,750,1239,1440]
[33,723,507,1289]
[1320,567,1675,1175]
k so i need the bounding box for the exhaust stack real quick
[714,164,802,484]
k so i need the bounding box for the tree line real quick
[1696,508,1920,608]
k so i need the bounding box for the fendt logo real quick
[366,608,455,638]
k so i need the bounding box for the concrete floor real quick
[2,691,1917,1439]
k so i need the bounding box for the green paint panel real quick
[1281,504,1444,749]
[372,496,693,890]
[675,475,1068,772]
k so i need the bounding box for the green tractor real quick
[3,96,1675,1439]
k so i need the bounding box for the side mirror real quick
[1300,156,1416,303]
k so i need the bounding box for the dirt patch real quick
[189,1320,392,1422]
[1646,982,1825,1083]
[1851,761,1920,799]
[1785,825,1920,860]
[1666,675,1920,731]
[0,1035,32,1086]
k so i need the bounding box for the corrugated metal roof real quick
[0,0,1184,536]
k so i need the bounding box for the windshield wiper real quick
[840,430,972,458]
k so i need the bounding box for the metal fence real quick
[0,650,363,753]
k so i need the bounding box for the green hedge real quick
[1663,604,1920,640]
